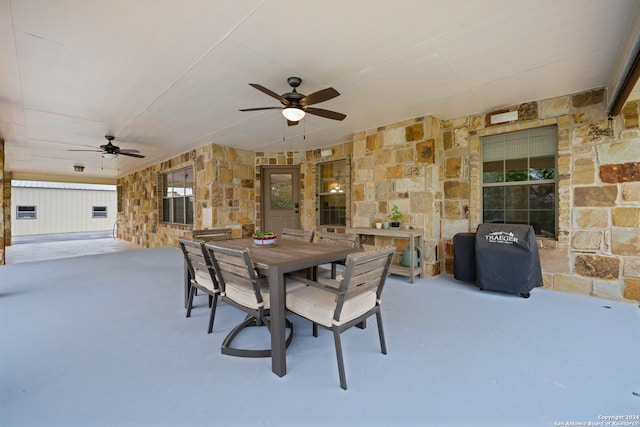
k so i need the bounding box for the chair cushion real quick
[225,278,306,310]
[225,281,270,309]
[193,268,216,293]
[286,282,376,327]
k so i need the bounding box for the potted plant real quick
[253,230,277,246]
[388,204,403,228]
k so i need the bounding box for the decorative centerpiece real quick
[252,230,277,247]
[388,204,403,228]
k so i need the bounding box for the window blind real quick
[482,126,557,162]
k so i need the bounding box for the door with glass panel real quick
[261,166,300,234]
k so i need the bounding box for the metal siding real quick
[11,187,117,236]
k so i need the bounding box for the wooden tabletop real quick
[208,237,358,272]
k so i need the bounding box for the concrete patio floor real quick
[1,245,639,427]
[5,231,140,264]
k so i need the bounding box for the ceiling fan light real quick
[282,107,305,121]
[102,153,118,160]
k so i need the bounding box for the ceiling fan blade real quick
[287,120,299,126]
[119,149,141,154]
[118,152,146,158]
[249,84,289,106]
[304,107,347,121]
[239,107,283,112]
[68,149,102,152]
[300,87,340,106]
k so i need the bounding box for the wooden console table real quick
[347,227,423,283]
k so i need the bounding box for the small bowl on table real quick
[252,233,277,247]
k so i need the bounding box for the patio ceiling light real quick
[282,107,305,122]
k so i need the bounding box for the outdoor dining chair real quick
[281,228,315,277]
[192,228,233,242]
[179,238,221,334]
[280,228,314,242]
[315,231,359,279]
[206,244,299,358]
[285,246,395,390]
[183,228,232,305]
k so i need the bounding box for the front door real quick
[261,166,301,234]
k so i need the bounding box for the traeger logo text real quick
[485,231,518,244]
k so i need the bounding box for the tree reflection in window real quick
[271,174,293,209]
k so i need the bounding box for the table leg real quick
[269,266,287,377]
[409,236,415,284]
[184,259,190,309]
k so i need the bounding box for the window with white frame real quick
[92,206,108,218]
[16,205,37,219]
[161,167,194,225]
[481,125,557,238]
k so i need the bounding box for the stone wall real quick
[117,147,305,247]
[441,88,640,302]
[116,143,255,247]
[0,139,5,264]
[3,169,10,251]
[115,88,639,303]
[302,117,444,276]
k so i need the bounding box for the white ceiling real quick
[1,0,639,182]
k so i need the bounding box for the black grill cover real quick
[475,223,542,295]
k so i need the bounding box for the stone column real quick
[0,138,5,265]
[3,170,9,251]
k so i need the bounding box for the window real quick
[16,205,37,219]
[117,185,123,213]
[161,167,194,225]
[318,160,347,227]
[92,206,108,218]
[481,126,557,238]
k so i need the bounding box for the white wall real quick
[12,186,117,236]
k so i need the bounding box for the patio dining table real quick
[185,237,359,377]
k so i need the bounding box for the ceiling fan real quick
[239,77,346,125]
[68,136,145,159]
